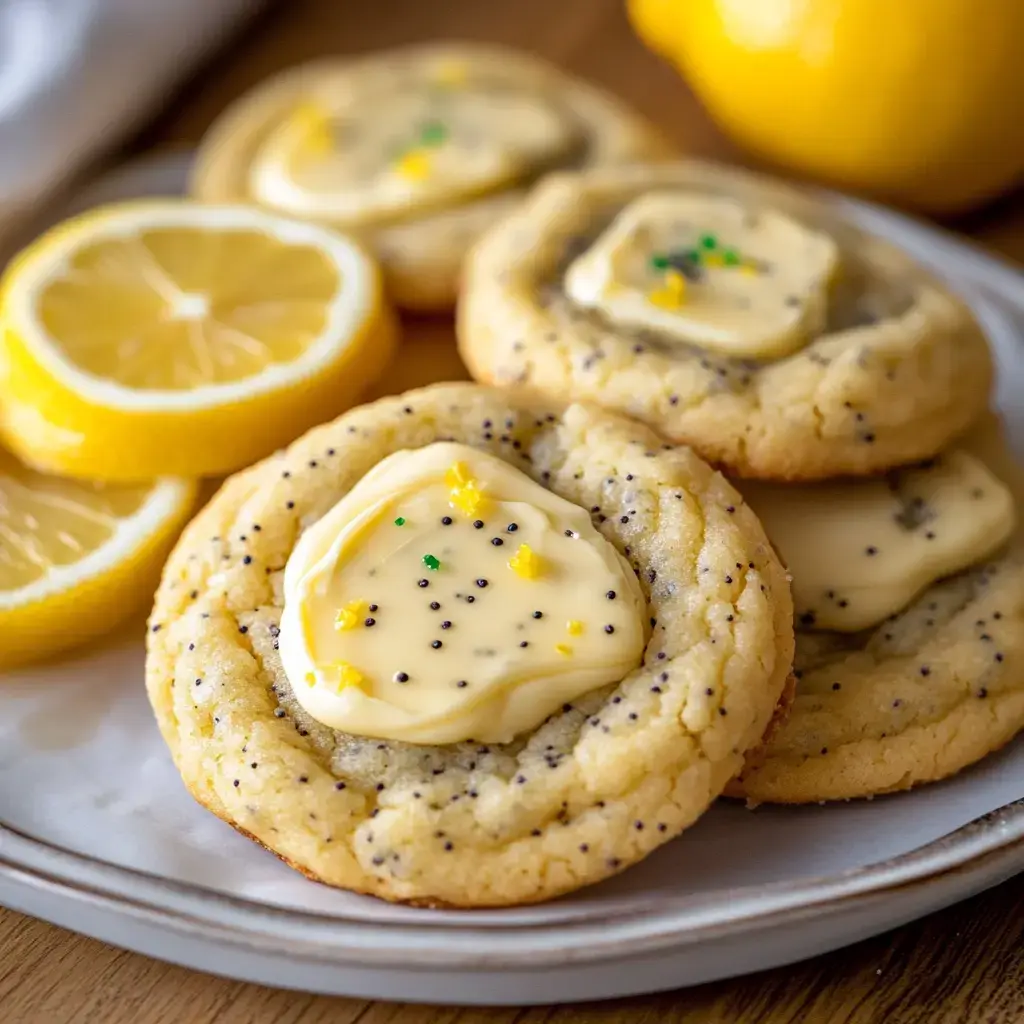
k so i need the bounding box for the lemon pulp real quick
[37,227,339,391]
[0,447,150,592]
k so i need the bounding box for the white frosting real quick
[249,87,574,225]
[565,191,839,359]
[742,450,1016,632]
[279,443,647,744]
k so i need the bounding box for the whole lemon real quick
[629,0,1024,214]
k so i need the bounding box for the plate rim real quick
[3,799,1024,968]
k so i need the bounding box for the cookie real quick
[729,416,1024,803]
[458,161,992,480]
[191,44,671,311]
[146,383,793,907]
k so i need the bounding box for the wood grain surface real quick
[3,0,1024,1020]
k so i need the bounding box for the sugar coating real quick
[146,383,793,907]
[458,161,992,481]
[191,44,673,311]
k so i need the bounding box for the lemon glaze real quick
[279,443,647,744]
[742,451,1015,632]
[565,191,838,359]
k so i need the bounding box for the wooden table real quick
[3,1,1024,1020]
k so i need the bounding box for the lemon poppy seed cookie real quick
[146,383,793,907]
[458,161,991,480]
[729,415,1024,803]
[192,44,671,311]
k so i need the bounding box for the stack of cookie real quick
[460,160,1024,805]
[137,45,1024,909]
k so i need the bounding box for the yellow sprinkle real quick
[332,662,365,692]
[305,671,317,688]
[450,480,487,517]
[566,620,584,636]
[508,543,542,579]
[664,268,687,292]
[555,643,573,657]
[445,463,488,517]
[395,149,432,180]
[434,59,468,86]
[334,600,366,631]
[445,462,472,488]
[740,263,759,277]
[647,268,687,310]
[292,101,333,156]
[703,253,725,268]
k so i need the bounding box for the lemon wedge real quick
[0,201,397,481]
[0,446,195,668]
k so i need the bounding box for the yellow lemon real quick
[0,201,397,481]
[0,447,194,668]
[629,0,1024,214]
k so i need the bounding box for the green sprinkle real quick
[422,553,441,571]
[420,120,448,146]
[723,248,740,266]
[394,517,406,526]
[699,233,717,250]
[650,253,670,270]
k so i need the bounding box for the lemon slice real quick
[0,446,195,668]
[0,201,397,481]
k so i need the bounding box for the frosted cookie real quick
[191,44,671,311]
[146,383,793,906]
[729,420,1024,803]
[458,161,992,480]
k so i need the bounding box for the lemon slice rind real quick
[0,477,193,610]
[0,473,195,668]
[0,201,397,480]
[2,202,379,412]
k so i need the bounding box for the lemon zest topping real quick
[647,268,687,310]
[445,461,473,488]
[445,462,488,517]
[450,479,486,516]
[433,59,468,86]
[334,600,366,631]
[555,643,573,657]
[292,101,333,156]
[508,543,542,579]
[331,662,365,692]
[395,149,432,180]
[567,620,584,636]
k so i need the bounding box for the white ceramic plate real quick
[1,153,1023,1006]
